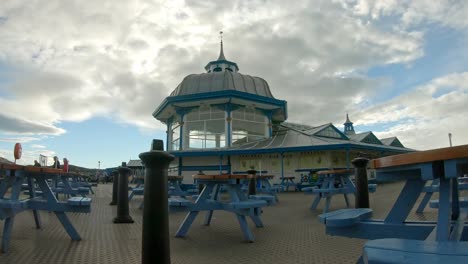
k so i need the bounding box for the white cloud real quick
[345,0,468,30]
[357,72,468,149]
[0,0,466,153]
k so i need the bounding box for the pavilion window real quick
[170,122,181,151]
[231,107,268,145]
[184,107,226,149]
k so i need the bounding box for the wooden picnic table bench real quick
[319,144,468,263]
[0,164,92,253]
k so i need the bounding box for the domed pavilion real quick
[153,40,411,183]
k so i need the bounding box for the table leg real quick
[204,184,220,226]
[55,212,81,241]
[384,179,425,224]
[249,208,264,228]
[27,177,42,229]
[436,175,451,241]
[451,179,459,221]
[310,195,321,210]
[1,216,15,253]
[323,196,332,213]
[236,214,254,242]
[416,192,432,213]
[343,194,350,207]
[175,211,199,237]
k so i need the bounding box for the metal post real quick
[109,170,118,205]
[139,139,175,264]
[352,158,370,208]
[113,162,134,223]
[196,171,205,194]
[248,169,257,195]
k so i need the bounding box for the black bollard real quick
[113,162,134,223]
[196,171,205,194]
[247,169,257,196]
[109,170,119,205]
[139,139,175,264]
[352,158,370,208]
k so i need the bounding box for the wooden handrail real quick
[370,144,468,169]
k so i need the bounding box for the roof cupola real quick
[204,31,239,73]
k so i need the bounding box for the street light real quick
[448,133,452,147]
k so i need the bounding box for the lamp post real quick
[448,133,452,147]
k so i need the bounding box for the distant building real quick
[0,157,14,164]
[127,159,144,180]
[152,40,412,183]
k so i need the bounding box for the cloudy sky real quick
[0,0,467,168]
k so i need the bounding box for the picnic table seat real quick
[223,199,267,210]
[67,197,92,206]
[363,238,468,264]
[248,194,276,205]
[429,197,468,209]
[319,208,373,227]
[168,197,192,207]
[131,187,144,195]
[23,190,43,196]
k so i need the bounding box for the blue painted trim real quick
[179,113,184,151]
[169,143,411,157]
[346,146,350,169]
[233,170,268,174]
[219,155,223,174]
[280,153,284,178]
[180,165,229,171]
[166,122,171,151]
[227,108,232,147]
[153,90,287,121]
[294,168,329,172]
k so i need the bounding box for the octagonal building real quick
[152,41,410,183]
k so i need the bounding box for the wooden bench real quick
[363,239,468,264]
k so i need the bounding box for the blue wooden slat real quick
[364,239,468,264]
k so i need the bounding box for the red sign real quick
[14,143,22,160]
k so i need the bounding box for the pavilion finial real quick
[217,30,226,61]
[346,112,351,123]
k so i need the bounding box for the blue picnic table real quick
[175,174,267,242]
[303,169,376,213]
[319,144,468,263]
[0,164,91,253]
[416,178,468,213]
